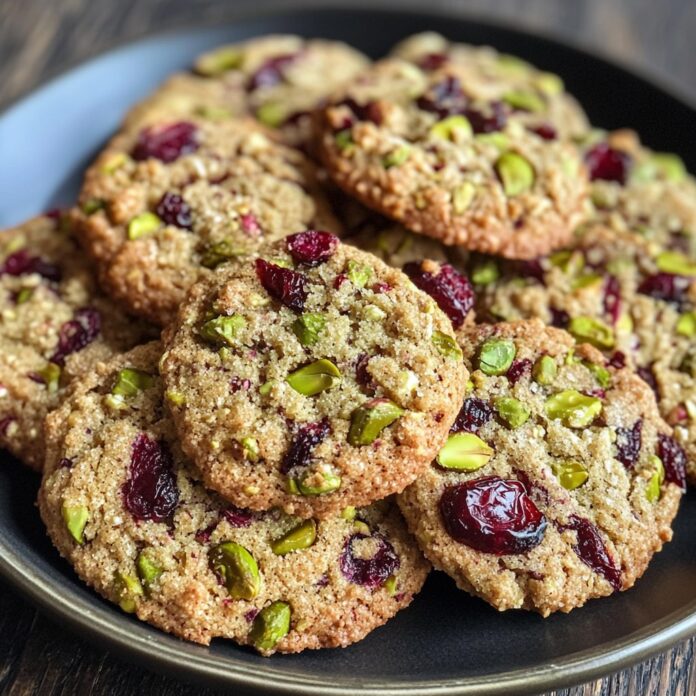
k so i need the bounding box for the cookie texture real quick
[0,214,154,470]
[124,35,370,148]
[391,32,589,139]
[39,342,429,655]
[73,117,338,326]
[315,57,588,259]
[161,233,467,518]
[398,320,683,616]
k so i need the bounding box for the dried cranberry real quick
[657,434,688,491]
[585,143,631,184]
[550,307,570,328]
[418,53,449,70]
[281,419,331,474]
[608,351,626,369]
[315,574,330,587]
[440,476,547,555]
[122,434,179,523]
[416,76,468,118]
[244,608,260,622]
[247,53,298,91]
[451,398,494,433]
[59,457,73,469]
[155,192,192,230]
[371,281,391,294]
[240,213,261,237]
[638,273,690,306]
[338,98,383,126]
[355,354,375,391]
[333,273,348,289]
[637,365,658,396]
[506,359,532,385]
[615,420,643,468]
[557,515,621,591]
[403,262,474,328]
[286,230,339,267]
[255,258,309,312]
[530,123,557,140]
[222,506,254,527]
[463,101,508,134]
[340,533,400,588]
[513,258,545,283]
[132,122,199,163]
[229,377,251,393]
[0,250,61,282]
[603,276,621,324]
[195,523,216,544]
[51,307,101,366]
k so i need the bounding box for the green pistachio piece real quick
[495,152,535,196]
[437,432,493,471]
[165,390,186,406]
[209,542,260,600]
[81,198,104,215]
[62,503,88,545]
[496,53,532,75]
[285,478,300,495]
[568,316,615,349]
[259,380,276,396]
[127,212,162,240]
[494,397,531,428]
[470,258,500,285]
[550,250,584,275]
[195,46,243,75]
[363,304,386,321]
[112,368,155,397]
[199,314,246,346]
[352,520,370,535]
[645,455,665,503]
[297,469,342,496]
[200,240,244,269]
[534,72,564,95]
[632,152,687,184]
[677,312,696,337]
[545,389,602,428]
[502,90,545,113]
[452,182,476,214]
[551,460,589,490]
[136,550,164,591]
[382,145,411,169]
[656,250,696,277]
[346,260,373,288]
[241,437,260,462]
[256,102,288,128]
[348,398,404,446]
[292,313,327,346]
[249,601,291,652]
[571,273,603,290]
[478,337,516,375]
[335,129,354,150]
[475,132,510,150]
[533,355,557,385]
[114,572,143,613]
[195,104,233,121]
[15,287,33,304]
[286,359,341,396]
[37,362,61,393]
[383,575,398,595]
[340,506,357,521]
[431,330,463,360]
[585,361,612,387]
[101,152,130,174]
[271,519,317,555]
[430,115,473,140]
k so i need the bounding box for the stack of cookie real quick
[1,32,692,656]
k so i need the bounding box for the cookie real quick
[124,35,370,149]
[315,57,588,259]
[473,223,696,483]
[72,117,339,326]
[38,342,429,655]
[398,320,684,616]
[160,232,467,518]
[0,214,154,470]
[391,32,589,139]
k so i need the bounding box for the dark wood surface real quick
[0,1,694,694]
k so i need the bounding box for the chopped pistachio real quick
[568,316,615,349]
[292,313,327,346]
[127,212,162,240]
[346,260,373,288]
[533,355,557,385]
[62,503,88,545]
[585,361,612,388]
[297,469,342,496]
[502,90,545,113]
[200,240,244,269]
[165,390,186,406]
[677,312,696,337]
[495,152,535,196]
[199,314,246,346]
[475,132,510,150]
[431,330,463,360]
[271,519,317,555]
[112,368,155,397]
[383,575,398,595]
[430,115,473,140]
[81,198,104,215]
[286,359,341,396]
[545,389,602,428]
[240,437,260,462]
[114,572,143,613]
[340,506,357,521]
[645,455,665,503]
[249,601,291,652]
[37,362,61,393]
[382,145,411,169]
[195,46,243,75]
[101,152,130,174]
[551,460,589,490]
[259,380,276,396]
[478,338,516,375]
[437,432,493,471]
[335,129,354,151]
[348,398,404,446]
[452,182,476,214]
[255,102,288,128]
[209,542,260,600]
[656,250,696,277]
[494,396,531,428]
[352,520,370,535]
[470,258,500,286]
[136,550,163,591]
[534,72,564,95]
[15,287,33,304]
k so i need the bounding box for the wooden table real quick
[0,1,694,694]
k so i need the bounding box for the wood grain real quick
[0,1,694,694]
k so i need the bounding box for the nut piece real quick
[503,90,545,113]
[431,330,463,360]
[249,601,292,652]
[430,115,473,141]
[437,432,493,471]
[286,359,341,396]
[291,313,327,346]
[348,398,404,446]
[533,355,557,385]
[296,468,342,496]
[495,152,535,196]
[136,550,164,591]
[551,460,589,490]
[199,315,247,346]
[568,316,615,349]
[127,212,162,240]
[645,455,665,503]
[209,542,261,600]
[37,362,61,393]
[494,397,531,428]
[545,389,602,428]
[112,368,155,397]
[478,338,516,375]
[382,145,411,169]
[585,361,611,387]
[62,503,88,545]
[656,250,696,277]
[113,571,143,613]
[195,45,243,75]
[271,519,318,555]
[346,260,373,288]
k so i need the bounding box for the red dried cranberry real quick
[418,53,449,71]
[638,273,690,306]
[229,377,251,393]
[657,434,687,491]
[339,533,400,588]
[550,307,570,328]
[222,505,254,527]
[247,53,298,91]
[615,420,643,469]
[637,365,658,396]
[512,258,545,283]
[557,515,621,591]
[314,574,330,587]
[603,275,621,324]
[506,359,532,385]
[403,262,474,328]
[50,307,101,366]
[416,76,468,118]
[59,457,73,469]
[255,259,309,312]
[333,273,348,289]
[451,398,494,433]
[463,101,508,134]
[530,123,557,140]
[338,98,383,126]
[371,281,391,294]
[122,434,179,523]
[585,143,631,184]
[608,351,626,369]
[155,192,192,230]
[0,415,16,436]
[286,230,339,267]
[440,476,547,555]
[244,608,260,622]
[281,419,331,474]
[0,249,61,282]
[355,354,375,391]
[240,213,261,237]
[132,122,199,163]
[195,523,216,544]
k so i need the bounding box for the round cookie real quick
[124,35,370,149]
[391,32,589,139]
[398,320,684,616]
[315,57,588,259]
[473,224,696,483]
[39,342,429,655]
[72,117,338,326]
[0,213,154,470]
[160,232,467,518]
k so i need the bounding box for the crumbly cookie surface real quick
[161,233,467,518]
[391,32,589,139]
[398,320,683,616]
[0,214,154,470]
[124,35,370,148]
[73,117,338,326]
[39,342,429,655]
[315,57,588,259]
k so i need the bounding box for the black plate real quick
[0,4,695,695]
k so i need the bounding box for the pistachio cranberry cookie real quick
[39,342,429,655]
[73,117,338,326]
[0,214,154,470]
[391,32,589,139]
[124,35,370,149]
[160,232,467,518]
[398,320,684,616]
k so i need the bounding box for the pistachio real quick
[475,132,510,150]
[335,129,354,151]
[437,432,493,471]
[550,249,584,274]
[545,389,602,428]
[495,152,535,196]
[571,273,603,290]
[431,330,463,360]
[199,314,246,346]
[286,359,341,396]
[383,575,398,595]
[62,503,88,545]
[297,469,342,496]
[585,361,612,388]
[382,145,411,169]
[363,304,387,321]
[470,258,500,285]
[677,312,696,337]
[101,152,130,174]
[37,362,61,393]
[81,198,104,215]
[113,572,143,613]
[551,460,589,490]
[452,182,476,214]
[15,287,33,305]
[348,398,404,446]
[136,550,163,590]
[533,355,557,385]
[256,102,288,128]
[430,115,473,140]
[656,250,696,277]
[195,105,232,121]
[292,313,327,346]
[165,390,186,406]
[112,368,155,397]
[127,212,162,240]
[340,506,357,521]
[568,316,615,349]
[478,337,516,375]
[632,152,687,184]
[200,240,244,269]
[502,90,545,113]
[494,397,531,428]
[645,455,665,503]
[346,260,373,288]
[209,542,260,600]
[271,519,317,555]
[259,380,276,396]
[195,46,243,75]
[241,437,260,462]
[535,72,564,95]
[249,601,291,652]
